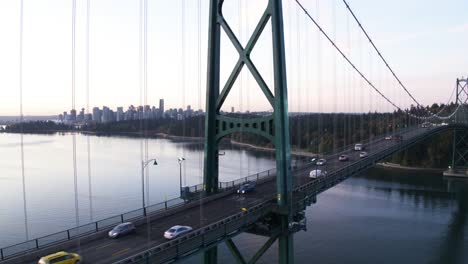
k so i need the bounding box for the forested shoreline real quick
[3,103,458,168]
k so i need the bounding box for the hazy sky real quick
[0,0,467,115]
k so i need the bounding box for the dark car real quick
[108,222,136,238]
[237,182,256,194]
[393,135,403,142]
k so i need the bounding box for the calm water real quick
[0,133,275,248]
[183,169,468,264]
[1,133,467,263]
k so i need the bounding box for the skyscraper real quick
[159,99,164,115]
[116,107,124,122]
[70,109,77,121]
[92,107,101,123]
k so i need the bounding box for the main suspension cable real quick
[341,0,456,120]
[293,0,429,118]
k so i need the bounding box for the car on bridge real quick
[164,225,193,239]
[385,135,393,140]
[316,158,327,166]
[354,143,365,151]
[393,135,403,142]
[108,222,136,238]
[237,182,256,194]
[359,151,368,158]
[309,169,327,178]
[38,251,81,264]
[338,154,349,161]
[421,122,431,128]
[310,156,319,165]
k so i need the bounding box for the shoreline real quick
[375,162,445,173]
[229,140,317,157]
[0,131,446,170]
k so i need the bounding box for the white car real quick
[359,151,368,158]
[354,143,364,151]
[309,169,327,178]
[164,225,192,239]
[384,135,392,140]
[316,159,327,166]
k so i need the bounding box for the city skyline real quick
[58,98,206,124]
[0,0,467,115]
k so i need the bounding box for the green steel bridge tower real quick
[203,0,294,263]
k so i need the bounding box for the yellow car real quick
[38,251,81,264]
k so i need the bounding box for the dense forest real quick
[3,103,459,168]
[3,121,72,133]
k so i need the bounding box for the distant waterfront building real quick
[78,108,85,122]
[57,98,207,125]
[159,99,164,116]
[92,107,101,123]
[102,106,112,123]
[70,109,77,121]
[116,107,124,122]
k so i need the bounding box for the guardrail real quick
[0,167,275,261]
[115,201,273,264]
[1,124,456,261]
[113,126,443,264]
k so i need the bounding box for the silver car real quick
[316,159,327,166]
[108,222,136,238]
[164,225,193,239]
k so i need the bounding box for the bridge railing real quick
[0,125,429,261]
[115,200,273,264]
[0,166,276,261]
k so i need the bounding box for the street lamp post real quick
[178,157,185,196]
[141,158,157,216]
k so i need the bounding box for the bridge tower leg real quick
[203,0,293,263]
[450,78,468,173]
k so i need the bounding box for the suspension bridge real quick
[1,0,467,263]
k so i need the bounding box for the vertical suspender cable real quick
[142,0,152,246]
[369,40,372,142]
[332,0,337,152]
[145,0,149,205]
[197,0,203,183]
[345,8,351,146]
[143,0,149,209]
[237,0,241,178]
[296,4,302,152]
[246,0,252,174]
[316,0,322,154]
[71,0,80,252]
[85,0,93,223]
[305,7,310,159]
[181,0,187,187]
[358,22,364,142]
[19,0,29,241]
[138,0,143,197]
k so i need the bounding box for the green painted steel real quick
[225,239,247,264]
[203,0,221,195]
[203,0,293,263]
[203,0,292,205]
[248,235,279,264]
[451,78,468,169]
[203,247,218,264]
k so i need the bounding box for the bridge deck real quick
[2,125,462,264]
